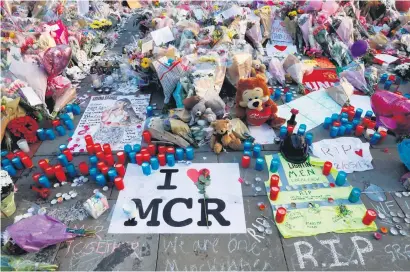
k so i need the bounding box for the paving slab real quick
[155,196,288,271]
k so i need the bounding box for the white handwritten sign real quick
[311,137,373,173]
[271,19,293,43]
[108,163,246,234]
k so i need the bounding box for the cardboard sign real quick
[311,137,374,173]
[271,20,293,43]
[67,95,150,152]
[108,163,246,234]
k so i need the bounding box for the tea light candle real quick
[108,169,118,181]
[62,149,73,161]
[44,166,54,178]
[89,155,98,166]
[158,154,166,166]
[117,151,126,164]
[338,125,346,136]
[370,132,381,145]
[146,105,153,117]
[185,146,194,160]
[305,133,313,145]
[39,175,51,188]
[129,152,137,163]
[142,153,151,163]
[97,162,106,171]
[105,154,115,166]
[365,111,373,118]
[270,174,280,187]
[150,157,160,170]
[85,135,94,146]
[253,144,261,158]
[11,157,24,170]
[89,167,99,180]
[348,188,361,203]
[331,113,339,122]
[148,144,156,155]
[322,161,332,176]
[115,164,126,177]
[133,144,141,153]
[255,158,264,171]
[45,129,56,140]
[55,125,66,136]
[270,186,280,200]
[94,144,102,153]
[103,144,112,154]
[323,117,332,129]
[330,126,339,138]
[4,165,17,176]
[37,129,46,141]
[38,159,49,170]
[114,177,125,190]
[335,171,346,186]
[100,166,109,175]
[158,146,166,154]
[142,162,151,175]
[167,154,175,166]
[79,162,89,175]
[243,141,252,152]
[86,144,94,155]
[142,130,152,143]
[58,154,69,166]
[362,209,377,225]
[275,207,287,223]
[96,174,106,186]
[21,156,33,168]
[135,153,143,165]
[242,155,251,168]
[345,124,353,134]
[270,158,279,172]
[354,108,363,119]
[174,148,183,160]
[66,163,77,178]
[55,171,66,183]
[355,125,364,136]
[96,151,105,161]
[124,144,132,153]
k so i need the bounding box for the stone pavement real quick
[1,15,409,271]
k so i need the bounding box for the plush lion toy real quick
[236,75,286,128]
[210,120,242,154]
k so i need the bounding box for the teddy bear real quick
[186,96,225,126]
[236,75,286,128]
[210,120,242,154]
[251,59,268,83]
[189,99,217,126]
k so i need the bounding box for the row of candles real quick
[1,150,34,176]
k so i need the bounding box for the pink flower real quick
[359,16,367,26]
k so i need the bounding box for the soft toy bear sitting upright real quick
[236,75,286,128]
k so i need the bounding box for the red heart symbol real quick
[247,106,272,126]
[274,45,287,51]
[186,169,200,183]
[355,149,363,157]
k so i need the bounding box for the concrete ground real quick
[2,15,409,271]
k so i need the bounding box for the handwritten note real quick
[271,20,293,43]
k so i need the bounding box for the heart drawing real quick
[186,169,199,183]
[355,149,363,157]
[274,45,288,51]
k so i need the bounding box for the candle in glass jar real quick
[150,157,159,170]
[96,174,106,187]
[167,154,175,167]
[158,146,166,154]
[166,147,175,155]
[142,153,151,163]
[105,154,115,166]
[97,161,106,171]
[11,157,24,170]
[66,163,77,178]
[108,169,118,182]
[44,166,54,178]
[129,152,137,164]
[142,130,152,143]
[101,166,109,175]
[32,173,41,183]
[355,125,364,136]
[89,155,98,167]
[86,144,94,155]
[362,209,377,225]
[58,154,69,166]
[142,162,151,176]
[96,151,105,161]
[38,159,50,170]
[133,144,141,153]
[175,148,184,160]
[55,171,67,183]
[94,143,102,153]
[255,158,264,171]
[148,144,156,155]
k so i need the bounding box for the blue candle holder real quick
[66,163,77,178]
[352,119,360,129]
[279,126,287,139]
[59,144,67,152]
[335,171,347,186]
[365,111,373,118]
[38,175,51,188]
[340,112,348,120]
[348,188,361,203]
[354,108,363,119]
[59,113,70,121]
[297,128,305,136]
[331,113,339,122]
[72,104,81,115]
[58,154,69,166]
[285,92,292,103]
[175,148,184,161]
[64,119,75,130]
[142,162,151,175]
[133,144,141,153]
[323,117,332,129]
[330,126,339,138]
[255,158,264,171]
[270,159,279,172]
[384,80,392,90]
[96,174,106,186]
[379,73,388,83]
[299,124,307,131]
[37,129,46,141]
[1,150,8,158]
[45,129,56,140]
[166,154,175,167]
[146,106,153,117]
[150,157,159,170]
[89,167,99,181]
[243,141,252,152]
[340,117,348,125]
[108,169,118,181]
[243,150,252,157]
[274,88,282,100]
[1,158,11,167]
[185,146,194,160]
[305,133,313,145]
[4,165,17,177]
[129,152,136,164]
[55,125,66,136]
[370,132,381,145]
[253,145,261,158]
[11,157,24,170]
[89,155,98,166]
[344,123,353,134]
[338,126,346,136]
[124,144,132,153]
[65,104,73,113]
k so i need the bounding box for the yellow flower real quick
[141,58,151,69]
[288,11,297,17]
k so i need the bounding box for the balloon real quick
[321,0,339,15]
[309,0,323,10]
[42,45,72,77]
[371,91,410,135]
[350,40,368,58]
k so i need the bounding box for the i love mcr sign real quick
[108,163,246,234]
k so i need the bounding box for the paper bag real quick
[153,57,185,103]
[226,53,252,86]
[325,78,354,106]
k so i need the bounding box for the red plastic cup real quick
[115,164,126,177]
[97,161,106,171]
[362,209,377,225]
[38,159,50,171]
[270,174,280,187]
[44,166,54,178]
[276,207,287,223]
[105,154,115,166]
[287,125,294,135]
[32,173,41,183]
[148,144,156,155]
[355,125,364,136]
[62,149,73,161]
[270,186,280,201]
[86,144,94,155]
[101,166,109,175]
[21,156,33,168]
[79,162,89,175]
[241,155,250,168]
[103,143,112,155]
[114,177,125,190]
[142,130,152,143]
[96,151,105,161]
[322,161,332,176]
[158,146,166,154]
[117,151,126,164]
[93,143,102,153]
[142,153,151,163]
[347,110,355,121]
[55,171,67,183]
[85,135,94,146]
[136,153,143,165]
[158,154,166,166]
[140,148,149,155]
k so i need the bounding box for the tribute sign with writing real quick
[271,20,293,43]
[264,154,377,238]
[108,163,246,234]
[67,95,150,152]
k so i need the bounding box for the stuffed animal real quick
[236,75,286,128]
[210,120,242,154]
[187,96,225,125]
[251,59,268,82]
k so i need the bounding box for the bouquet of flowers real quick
[313,24,332,57]
[268,57,286,86]
[340,62,373,94]
[332,16,354,46]
[1,256,58,271]
[330,37,353,67]
[283,54,309,93]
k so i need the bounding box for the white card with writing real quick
[151,26,175,46]
[271,19,293,43]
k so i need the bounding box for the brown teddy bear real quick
[236,75,286,128]
[251,59,268,82]
[210,120,242,154]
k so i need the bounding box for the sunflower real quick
[140,58,151,69]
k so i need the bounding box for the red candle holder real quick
[85,135,94,146]
[158,146,166,154]
[333,121,341,127]
[148,144,156,155]
[362,117,370,128]
[55,171,67,183]
[79,162,89,175]
[158,154,166,166]
[5,152,15,160]
[44,166,54,178]
[54,164,63,174]
[38,159,50,171]
[136,153,143,165]
[287,125,294,135]
[270,186,280,201]
[101,166,109,175]
[21,156,33,168]
[52,120,60,127]
[362,209,377,225]
[15,151,26,159]
[347,105,355,112]
[142,130,152,143]
[166,147,175,154]
[367,121,376,130]
[276,207,287,223]
[62,149,73,161]
[97,161,106,171]
[86,144,94,155]
[114,177,125,190]
[379,131,387,141]
[270,174,280,187]
[347,110,355,121]
[241,155,250,168]
[117,151,126,164]
[96,151,105,161]
[322,161,332,176]
[32,173,41,183]
[355,125,364,136]
[93,143,102,153]
[115,164,126,177]
[103,143,112,155]
[140,148,149,155]
[105,154,115,166]
[142,153,151,163]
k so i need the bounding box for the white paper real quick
[108,163,246,234]
[374,54,398,64]
[48,24,60,31]
[249,123,276,144]
[221,6,243,19]
[92,43,105,53]
[141,39,153,53]
[20,87,43,106]
[311,137,373,173]
[349,95,372,115]
[150,26,175,46]
[271,20,293,43]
